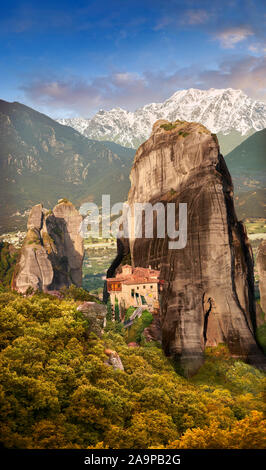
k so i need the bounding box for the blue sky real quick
[1,0,265,117]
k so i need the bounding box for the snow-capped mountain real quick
[58,88,266,148]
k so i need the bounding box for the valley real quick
[1,216,265,298]
[1,91,265,234]
[0,99,135,233]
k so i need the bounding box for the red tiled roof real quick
[107,266,161,285]
[123,278,160,285]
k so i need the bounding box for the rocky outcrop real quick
[143,314,162,343]
[12,199,84,293]
[257,240,266,314]
[117,119,265,375]
[77,301,107,336]
[104,349,124,371]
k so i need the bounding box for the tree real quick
[168,411,266,449]
[114,297,120,322]
[106,299,113,322]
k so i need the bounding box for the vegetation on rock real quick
[0,243,19,289]
[160,122,179,131]
[126,310,153,344]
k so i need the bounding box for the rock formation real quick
[12,199,84,293]
[77,301,107,336]
[143,314,162,343]
[113,119,265,375]
[257,240,266,315]
[104,349,124,371]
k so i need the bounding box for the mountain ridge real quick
[0,99,135,233]
[58,88,266,148]
[0,97,265,233]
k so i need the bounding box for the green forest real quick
[0,287,265,449]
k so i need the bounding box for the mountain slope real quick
[217,129,255,156]
[234,189,266,220]
[58,88,266,148]
[225,129,266,192]
[225,129,266,174]
[224,129,266,219]
[1,98,265,234]
[0,99,135,233]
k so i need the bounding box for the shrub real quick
[60,285,101,303]
[126,310,153,343]
[0,242,19,287]
[160,123,177,131]
[257,323,266,354]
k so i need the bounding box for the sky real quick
[1,0,266,118]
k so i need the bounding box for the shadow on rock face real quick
[105,120,266,375]
[12,200,84,293]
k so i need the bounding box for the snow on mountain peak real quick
[57,88,266,148]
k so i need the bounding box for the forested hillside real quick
[0,99,135,233]
[0,289,265,449]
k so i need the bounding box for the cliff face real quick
[12,200,84,293]
[120,119,265,375]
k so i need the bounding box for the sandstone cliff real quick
[115,119,265,375]
[12,199,84,293]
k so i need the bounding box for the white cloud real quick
[198,55,266,101]
[248,42,266,55]
[21,55,266,117]
[214,26,254,48]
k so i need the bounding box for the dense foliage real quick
[257,323,266,354]
[0,290,265,449]
[0,243,19,289]
[126,310,153,344]
[82,273,104,293]
[59,285,101,303]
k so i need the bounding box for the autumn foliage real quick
[0,290,265,449]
